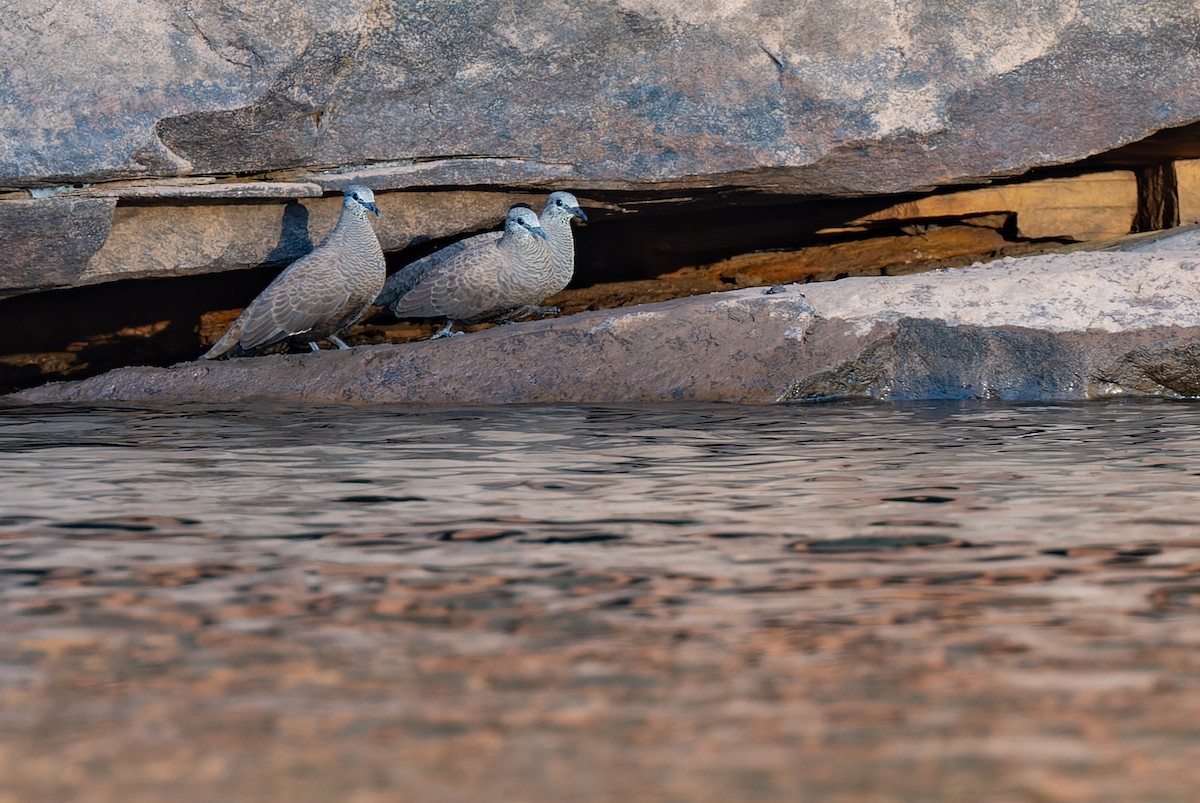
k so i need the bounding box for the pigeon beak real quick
[570,206,588,222]
[366,202,381,217]
[533,226,549,241]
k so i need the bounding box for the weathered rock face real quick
[5,0,1200,374]
[4,1,1200,192]
[4,1,1200,298]
[14,248,1200,406]
[0,198,116,290]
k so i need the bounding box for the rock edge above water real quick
[13,249,1200,406]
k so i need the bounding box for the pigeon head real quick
[344,185,381,217]
[505,205,548,241]
[544,191,587,223]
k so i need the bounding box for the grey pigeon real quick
[527,191,588,314]
[200,186,385,359]
[375,191,586,317]
[388,206,553,338]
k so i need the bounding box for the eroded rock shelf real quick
[5,1,1200,401]
[15,240,1200,406]
[4,153,1198,397]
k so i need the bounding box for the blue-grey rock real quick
[0,198,115,296]
[3,1,1199,191]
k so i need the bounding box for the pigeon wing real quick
[237,254,351,352]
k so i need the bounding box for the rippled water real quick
[5,399,1198,542]
[2,400,1200,802]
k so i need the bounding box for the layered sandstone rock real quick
[4,1,1199,190]
[3,1,1200,296]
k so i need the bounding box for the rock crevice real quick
[14,242,1200,406]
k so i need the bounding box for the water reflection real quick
[1,400,1199,801]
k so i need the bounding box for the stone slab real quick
[13,250,1200,405]
[5,2,1200,297]
[3,1,1200,193]
[847,172,1138,241]
[0,189,548,295]
[0,197,116,292]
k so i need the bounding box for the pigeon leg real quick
[307,342,321,352]
[429,320,463,340]
[329,335,351,350]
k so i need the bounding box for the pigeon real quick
[388,206,554,339]
[200,186,385,359]
[526,190,587,314]
[376,191,586,321]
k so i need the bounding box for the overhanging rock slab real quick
[5,2,1200,296]
[4,1,1200,191]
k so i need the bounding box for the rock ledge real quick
[12,249,1200,405]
